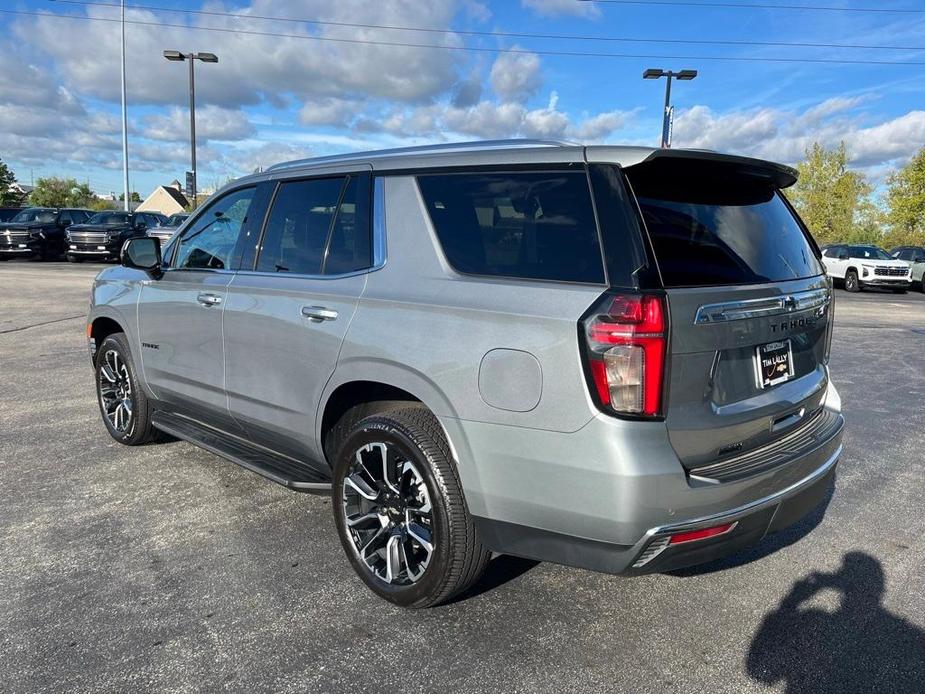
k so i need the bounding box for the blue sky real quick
[1,0,923,198]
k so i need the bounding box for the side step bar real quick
[152,411,332,494]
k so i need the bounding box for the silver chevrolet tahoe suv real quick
[87,140,844,608]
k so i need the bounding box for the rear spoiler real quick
[628,149,798,189]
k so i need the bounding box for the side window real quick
[174,187,256,270]
[323,174,371,275]
[256,174,370,276]
[417,170,605,284]
[58,211,73,226]
[257,177,344,275]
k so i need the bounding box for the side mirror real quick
[134,221,147,232]
[121,236,162,277]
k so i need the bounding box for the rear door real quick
[624,157,832,470]
[222,171,371,465]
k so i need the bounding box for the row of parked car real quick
[820,243,925,294]
[0,207,188,262]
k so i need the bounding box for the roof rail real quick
[265,139,573,172]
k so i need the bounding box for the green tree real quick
[89,198,117,211]
[118,191,141,202]
[0,158,23,207]
[29,177,95,208]
[884,147,925,247]
[788,142,873,246]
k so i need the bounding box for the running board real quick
[151,411,332,494]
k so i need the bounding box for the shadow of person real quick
[746,552,925,693]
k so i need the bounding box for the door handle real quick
[301,306,338,322]
[197,293,222,307]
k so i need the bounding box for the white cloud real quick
[671,101,925,178]
[143,105,255,142]
[490,49,543,102]
[356,92,634,142]
[299,98,362,127]
[224,141,312,174]
[522,0,601,17]
[15,2,466,108]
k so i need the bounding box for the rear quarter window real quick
[416,169,605,284]
[626,165,823,288]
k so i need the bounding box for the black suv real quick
[0,208,93,260]
[65,211,161,263]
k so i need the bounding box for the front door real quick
[137,185,261,432]
[223,172,372,465]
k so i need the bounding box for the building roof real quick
[159,185,189,208]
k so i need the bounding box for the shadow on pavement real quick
[747,552,925,693]
[448,555,540,604]
[668,477,835,578]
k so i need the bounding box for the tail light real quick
[582,293,668,417]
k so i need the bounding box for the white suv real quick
[821,244,912,293]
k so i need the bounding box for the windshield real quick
[10,209,57,223]
[848,246,891,260]
[165,214,188,226]
[88,212,131,225]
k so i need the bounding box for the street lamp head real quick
[643,68,665,79]
[196,52,219,63]
[676,69,698,81]
[163,50,185,61]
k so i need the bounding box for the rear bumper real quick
[475,445,838,575]
[449,380,843,576]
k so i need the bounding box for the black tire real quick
[66,255,83,263]
[332,407,490,608]
[95,333,159,445]
[845,270,861,293]
[920,280,925,294]
[892,288,908,294]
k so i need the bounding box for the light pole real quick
[120,0,129,212]
[643,68,697,149]
[163,50,218,207]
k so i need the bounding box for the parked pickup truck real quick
[0,208,92,260]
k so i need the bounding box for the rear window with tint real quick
[627,165,823,287]
[417,170,605,284]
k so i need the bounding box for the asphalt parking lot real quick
[2,261,924,694]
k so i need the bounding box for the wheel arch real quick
[318,360,462,468]
[88,314,126,365]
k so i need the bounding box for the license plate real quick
[70,244,77,249]
[755,339,794,389]
[97,245,107,250]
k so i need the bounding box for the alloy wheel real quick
[98,349,135,435]
[341,441,435,585]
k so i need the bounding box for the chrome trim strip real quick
[372,176,387,269]
[646,443,841,539]
[694,287,830,325]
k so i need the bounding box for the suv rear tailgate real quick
[623,153,834,473]
[664,278,831,469]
